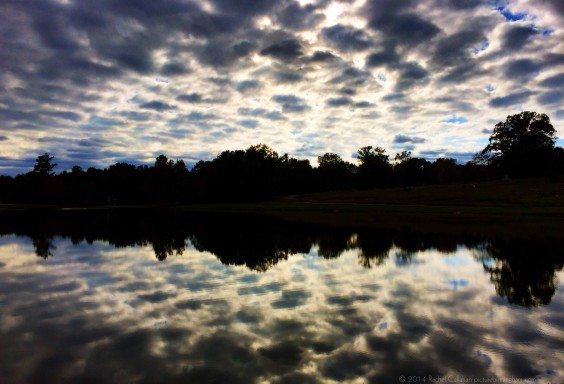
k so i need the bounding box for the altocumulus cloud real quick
[0,0,562,173]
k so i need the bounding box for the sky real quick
[0,0,563,174]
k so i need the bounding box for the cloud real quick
[326,96,353,107]
[239,119,259,129]
[489,91,534,108]
[309,50,338,62]
[395,62,430,90]
[238,108,284,121]
[272,95,309,113]
[431,28,488,67]
[504,59,542,80]
[366,47,400,68]
[394,134,426,144]
[260,39,303,61]
[275,1,325,30]
[139,101,176,111]
[322,24,372,51]
[539,73,564,88]
[502,26,538,51]
[236,80,262,93]
[160,62,191,76]
[176,93,203,103]
[537,90,563,105]
[364,0,441,47]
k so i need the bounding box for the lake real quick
[0,210,562,383]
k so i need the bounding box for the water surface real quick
[0,211,562,383]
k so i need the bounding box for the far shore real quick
[1,178,563,239]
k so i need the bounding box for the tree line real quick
[0,111,562,205]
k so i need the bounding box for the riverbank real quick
[1,178,563,239]
[180,179,564,239]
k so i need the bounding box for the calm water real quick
[0,211,562,383]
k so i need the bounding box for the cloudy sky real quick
[0,0,563,174]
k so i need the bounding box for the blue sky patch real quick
[497,7,527,21]
[443,115,468,124]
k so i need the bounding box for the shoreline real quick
[1,179,562,240]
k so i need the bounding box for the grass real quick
[1,178,562,239]
[180,178,564,239]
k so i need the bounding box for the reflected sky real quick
[0,213,562,383]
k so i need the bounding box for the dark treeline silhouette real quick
[0,209,561,307]
[0,111,562,204]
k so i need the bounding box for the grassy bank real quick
[1,178,563,239]
[181,179,564,239]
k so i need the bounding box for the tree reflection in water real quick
[1,209,561,307]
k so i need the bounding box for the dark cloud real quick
[273,70,304,83]
[271,289,311,309]
[322,24,372,51]
[321,350,374,381]
[0,135,7,141]
[176,93,204,103]
[504,59,542,80]
[394,134,426,144]
[354,101,373,108]
[190,39,256,68]
[365,47,400,68]
[275,1,325,30]
[431,28,488,67]
[232,41,257,57]
[118,111,152,122]
[236,80,262,93]
[272,95,309,113]
[438,62,487,83]
[330,67,372,86]
[489,90,534,108]
[210,0,280,17]
[139,101,176,111]
[537,90,563,105]
[160,62,190,76]
[543,53,564,67]
[391,105,412,114]
[364,0,441,47]
[326,96,353,107]
[260,39,303,61]
[309,50,338,62]
[340,87,356,95]
[42,111,82,122]
[238,107,285,121]
[502,26,538,51]
[538,0,564,16]
[382,93,405,101]
[239,119,259,129]
[435,0,485,9]
[539,73,564,88]
[396,62,430,90]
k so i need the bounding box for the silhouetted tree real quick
[430,158,460,184]
[32,153,57,176]
[479,111,557,177]
[356,146,393,188]
[317,153,356,190]
[155,154,174,169]
[393,151,431,187]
